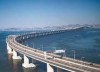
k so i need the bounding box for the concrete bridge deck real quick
[6,30,100,72]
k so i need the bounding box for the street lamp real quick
[33,42,34,48]
[81,57,85,69]
[37,48,40,50]
[44,51,47,59]
[63,48,66,57]
[21,41,23,44]
[41,44,44,51]
[72,50,75,60]
[53,47,56,51]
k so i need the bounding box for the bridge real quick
[6,30,100,72]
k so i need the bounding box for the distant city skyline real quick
[0,0,100,29]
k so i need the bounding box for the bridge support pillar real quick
[22,54,36,68]
[12,49,22,59]
[7,44,13,54]
[47,63,54,72]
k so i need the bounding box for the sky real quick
[0,0,100,29]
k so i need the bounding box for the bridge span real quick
[6,30,100,72]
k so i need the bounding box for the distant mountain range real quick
[0,24,100,31]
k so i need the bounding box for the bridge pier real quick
[7,44,13,54]
[47,63,54,72]
[12,49,22,59]
[22,54,36,68]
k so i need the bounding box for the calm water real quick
[0,28,100,72]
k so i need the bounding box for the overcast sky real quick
[0,0,100,29]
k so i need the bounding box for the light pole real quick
[99,55,100,62]
[63,49,66,57]
[44,51,47,59]
[72,50,75,60]
[41,44,43,51]
[25,44,28,52]
[81,57,85,69]
[37,48,40,50]
[53,47,56,51]
[21,41,23,44]
[33,42,34,48]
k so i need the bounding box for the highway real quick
[6,31,100,72]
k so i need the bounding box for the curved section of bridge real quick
[6,30,100,72]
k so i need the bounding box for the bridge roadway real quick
[7,30,100,72]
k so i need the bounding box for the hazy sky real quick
[0,0,100,28]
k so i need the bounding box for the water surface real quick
[0,28,100,72]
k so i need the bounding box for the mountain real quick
[0,24,100,31]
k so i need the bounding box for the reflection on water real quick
[7,54,37,72]
[13,59,22,72]
[23,67,37,72]
[7,54,13,72]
